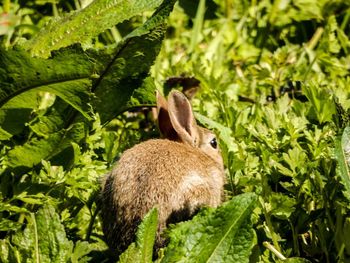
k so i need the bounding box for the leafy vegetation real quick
[1,0,350,262]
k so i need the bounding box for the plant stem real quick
[290,221,300,256]
[263,241,286,260]
[85,203,100,241]
[341,10,350,31]
[260,195,282,253]
[306,27,324,50]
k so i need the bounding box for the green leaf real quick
[119,207,158,263]
[9,205,73,262]
[269,193,296,220]
[0,218,23,232]
[93,0,177,123]
[0,89,39,140]
[119,243,140,263]
[34,205,73,262]
[4,122,86,168]
[0,46,95,120]
[24,0,164,58]
[162,192,257,263]
[126,76,157,108]
[303,83,336,124]
[335,126,350,202]
[70,241,93,263]
[0,239,18,263]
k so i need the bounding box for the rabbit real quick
[101,90,225,254]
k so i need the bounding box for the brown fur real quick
[101,91,225,253]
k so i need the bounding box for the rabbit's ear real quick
[156,91,178,140]
[168,90,199,146]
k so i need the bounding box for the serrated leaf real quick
[162,192,257,263]
[335,126,350,202]
[24,0,164,58]
[119,207,158,263]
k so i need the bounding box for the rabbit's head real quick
[156,90,223,168]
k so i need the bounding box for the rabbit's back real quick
[101,138,224,251]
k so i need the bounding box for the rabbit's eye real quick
[210,138,217,149]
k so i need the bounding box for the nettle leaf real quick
[162,193,257,263]
[119,207,158,263]
[335,126,350,202]
[24,0,164,58]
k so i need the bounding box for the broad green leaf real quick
[136,207,158,262]
[162,192,257,263]
[126,76,157,109]
[0,46,95,120]
[4,122,86,168]
[9,205,73,262]
[93,0,177,123]
[0,0,177,142]
[0,89,39,140]
[34,205,73,262]
[119,207,158,263]
[335,126,350,202]
[24,0,164,58]
[5,132,63,168]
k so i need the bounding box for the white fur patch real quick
[179,171,205,192]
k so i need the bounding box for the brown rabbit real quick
[101,90,225,254]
